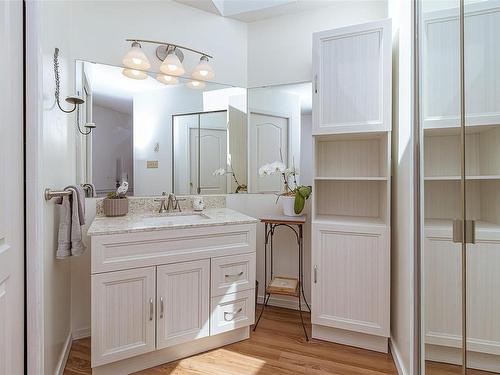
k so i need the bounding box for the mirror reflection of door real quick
[249,112,289,193]
[190,128,227,194]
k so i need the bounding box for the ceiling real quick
[174,0,337,22]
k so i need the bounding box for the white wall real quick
[69,0,247,87]
[39,2,75,374]
[247,0,388,87]
[390,0,415,374]
[92,105,133,195]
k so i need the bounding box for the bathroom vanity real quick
[87,204,257,374]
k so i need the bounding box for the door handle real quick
[149,298,154,321]
[314,265,318,284]
[314,74,318,94]
[160,297,164,319]
[452,219,476,244]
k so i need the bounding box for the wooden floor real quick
[64,305,397,375]
[426,361,497,375]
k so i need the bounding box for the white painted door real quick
[311,223,390,337]
[312,19,391,135]
[156,260,210,349]
[189,128,228,194]
[0,1,24,374]
[91,267,156,367]
[249,113,288,193]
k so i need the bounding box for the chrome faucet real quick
[155,192,185,213]
[154,192,169,213]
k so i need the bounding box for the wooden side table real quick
[253,215,311,340]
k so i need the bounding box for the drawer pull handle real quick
[224,307,243,321]
[225,271,244,278]
[149,298,154,321]
[160,297,164,319]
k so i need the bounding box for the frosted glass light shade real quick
[156,73,179,85]
[186,80,206,89]
[122,68,148,80]
[191,56,215,80]
[122,42,151,70]
[160,51,185,76]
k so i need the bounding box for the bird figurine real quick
[116,181,129,198]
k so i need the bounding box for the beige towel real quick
[56,185,86,259]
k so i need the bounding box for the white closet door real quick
[156,260,210,349]
[249,112,289,193]
[312,19,391,135]
[189,128,228,194]
[91,267,156,367]
[0,1,24,373]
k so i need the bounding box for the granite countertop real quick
[87,208,258,236]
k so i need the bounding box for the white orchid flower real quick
[270,161,286,174]
[213,168,226,176]
[258,164,272,176]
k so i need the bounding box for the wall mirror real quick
[76,60,310,196]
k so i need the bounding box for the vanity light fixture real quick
[122,41,151,70]
[191,55,215,80]
[53,48,95,135]
[160,47,186,76]
[156,73,179,85]
[186,80,206,89]
[122,39,214,83]
[122,68,148,80]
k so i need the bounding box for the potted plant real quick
[259,161,312,216]
[103,181,129,217]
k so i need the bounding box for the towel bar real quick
[44,185,94,201]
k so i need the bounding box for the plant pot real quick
[103,197,128,217]
[281,195,301,217]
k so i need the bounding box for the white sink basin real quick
[141,213,210,226]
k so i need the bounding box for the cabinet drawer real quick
[210,290,255,336]
[211,252,256,297]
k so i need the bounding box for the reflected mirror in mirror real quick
[247,82,312,194]
[75,61,247,197]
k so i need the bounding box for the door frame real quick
[25,1,45,373]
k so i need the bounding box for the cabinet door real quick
[91,267,156,367]
[311,224,389,337]
[312,19,391,135]
[156,259,210,349]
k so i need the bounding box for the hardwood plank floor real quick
[64,305,397,375]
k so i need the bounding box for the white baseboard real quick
[257,294,311,312]
[390,337,409,375]
[55,331,72,375]
[72,326,91,340]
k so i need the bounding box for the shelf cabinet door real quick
[91,267,156,367]
[312,19,391,135]
[311,223,390,337]
[156,259,210,349]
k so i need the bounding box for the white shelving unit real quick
[310,19,392,353]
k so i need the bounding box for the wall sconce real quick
[53,48,95,135]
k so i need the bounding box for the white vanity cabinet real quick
[89,222,256,373]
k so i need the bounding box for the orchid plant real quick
[258,159,312,214]
[213,167,247,193]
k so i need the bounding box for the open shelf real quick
[315,176,389,181]
[314,180,389,225]
[313,214,387,228]
[315,132,389,179]
[424,175,500,181]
